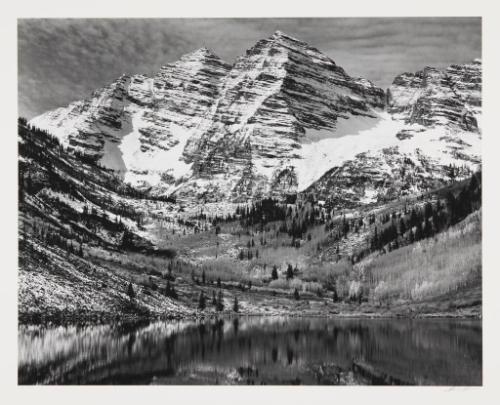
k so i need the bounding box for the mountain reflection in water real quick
[18,317,482,385]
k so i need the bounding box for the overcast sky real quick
[18,18,481,119]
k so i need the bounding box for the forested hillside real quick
[18,118,482,322]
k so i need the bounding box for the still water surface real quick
[18,317,481,385]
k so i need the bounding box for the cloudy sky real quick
[18,18,481,119]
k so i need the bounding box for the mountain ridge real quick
[29,31,481,206]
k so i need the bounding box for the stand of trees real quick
[369,172,481,254]
[164,280,178,299]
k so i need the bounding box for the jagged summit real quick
[178,27,388,201]
[178,47,224,62]
[29,32,482,204]
[246,29,335,64]
[270,30,301,42]
[388,60,481,131]
[265,30,331,62]
[271,29,287,37]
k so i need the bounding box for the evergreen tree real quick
[332,282,339,302]
[286,264,294,280]
[233,296,239,312]
[293,288,300,300]
[423,218,432,238]
[468,172,479,194]
[271,265,279,280]
[127,282,135,301]
[414,222,423,241]
[409,209,419,228]
[120,230,134,249]
[408,228,415,243]
[164,280,178,299]
[198,291,206,310]
[446,191,457,224]
[424,202,434,220]
[399,218,406,236]
[217,290,224,311]
[170,284,178,299]
[370,227,379,251]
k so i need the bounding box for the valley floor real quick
[18,227,481,325]
[18,190,482,325]
[18,282,481,325]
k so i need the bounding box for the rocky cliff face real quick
[178,31,386,201]
[30,48,231,191]
[29,32,481,206]
[388,59,481,132]
[304,60,482,207]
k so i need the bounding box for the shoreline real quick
[18,306,482,327]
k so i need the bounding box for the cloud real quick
[18,18,481,118]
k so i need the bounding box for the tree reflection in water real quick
[18,317,482,385]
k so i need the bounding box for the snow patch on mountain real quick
[293,112,405,190]
[30,105,82,145]
[291,112,481,192]
[119,116,193,188]
[303,115,383,143]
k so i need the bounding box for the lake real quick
[18,316,482,385]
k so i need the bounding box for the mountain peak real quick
[271,30,289,38]
[180,47,221,61]
[269,30,303,44]
[28,33,481,204]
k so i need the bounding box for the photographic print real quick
[17,17,482,385]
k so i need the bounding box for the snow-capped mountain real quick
[30,48,231,190]
[304,59,481,207]
[29,32,481,206]
[176,31,388,201]
[388,59,481,131]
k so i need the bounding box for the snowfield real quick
[120,116,194,188]
[291,111,481,191]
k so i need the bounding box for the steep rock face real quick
[30,49,231,191]
[388,59,481,132]
[178,31,386,201]
[303,147,475,208]
[29,32,481,207]
[304,61,482,207]
[29,75,130,154]
[136,48,231,154]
